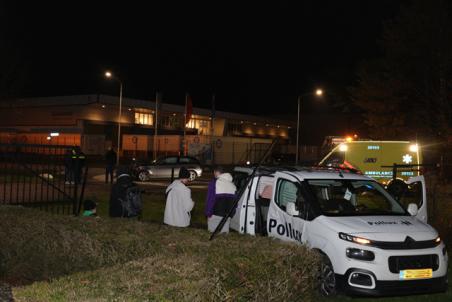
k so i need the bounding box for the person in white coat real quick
[164,167,195,227]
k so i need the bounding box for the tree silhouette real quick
[351,0,452,142]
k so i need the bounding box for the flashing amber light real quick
[345,136,353,142]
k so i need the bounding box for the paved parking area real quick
[89,167,210,190]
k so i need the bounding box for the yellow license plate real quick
[399,269,432,280]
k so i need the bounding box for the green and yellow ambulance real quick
[319,140,422,184]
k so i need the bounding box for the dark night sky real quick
[3,1,403,115]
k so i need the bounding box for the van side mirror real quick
[286,202,299,216]
[407,203,418,216]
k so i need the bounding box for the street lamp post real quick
[295,89,323,165]
[105,71,123,166]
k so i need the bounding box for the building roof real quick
[0,94,294,126]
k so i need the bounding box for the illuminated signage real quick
[364,171,393,178]
[367,145,380,150]
[364,157,377,163]
[402,154,413,164]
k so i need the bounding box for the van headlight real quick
[339,232,373,245]
[346,248,375,261]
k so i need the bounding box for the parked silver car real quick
[132,156,203,182]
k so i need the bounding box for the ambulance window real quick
[276,179,304,215]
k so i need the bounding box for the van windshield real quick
[306,179,408,216]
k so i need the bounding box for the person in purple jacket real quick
[205,166,237,233]
[205,166,223,221]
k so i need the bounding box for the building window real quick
[162,115,180,129]
[135,112,154,125]
[186,117,210,135]
[227,122,243,136]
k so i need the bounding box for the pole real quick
[117,82,123,166]
[296,96,300,165]
[184,93,187,156]
[154,92,159,161]
[211,94,215,165]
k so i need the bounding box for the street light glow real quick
[315,89,323,96]
[103,69,123,166]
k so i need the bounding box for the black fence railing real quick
[0,143,88,215]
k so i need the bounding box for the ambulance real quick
[319,140,422,184]
[230,166,448,296]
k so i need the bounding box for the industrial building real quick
[0,95,298,164]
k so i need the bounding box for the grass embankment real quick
[0,206,320,301]
[4,177,452,301]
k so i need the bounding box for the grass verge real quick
[0,206,320,301]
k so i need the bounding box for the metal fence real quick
[0,143,88,215]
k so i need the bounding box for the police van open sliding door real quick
[267,172,308,244]
[405,175,428,223]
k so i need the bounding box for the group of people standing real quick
[163,166,237,233]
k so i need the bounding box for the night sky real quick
[3,1,403,116]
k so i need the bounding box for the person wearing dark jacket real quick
[74,147,86,185]
[105,147,117,184]
[109,166,135,217]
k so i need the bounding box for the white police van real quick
[230,167,448,296]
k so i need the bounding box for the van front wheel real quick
[319,255,337,297]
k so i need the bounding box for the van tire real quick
[318,254,337,297]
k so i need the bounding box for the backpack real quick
[119,185,143,217]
